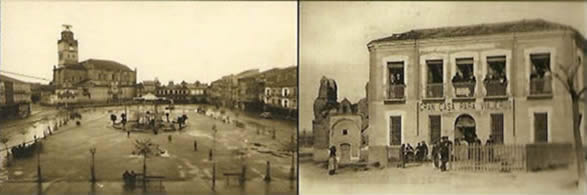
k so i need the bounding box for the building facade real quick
[50,25,137,104]
[262,66,298,117]
[0,74,32,118]
[366,19,586,166]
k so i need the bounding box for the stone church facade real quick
[47,25,137,104]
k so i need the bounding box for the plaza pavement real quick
[0,105,296,195]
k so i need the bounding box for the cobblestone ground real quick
[300,161,586,194]
[0,104,296,195]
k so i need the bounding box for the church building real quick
[49,25,137,104]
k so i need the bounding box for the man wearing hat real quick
[439,136,452,171]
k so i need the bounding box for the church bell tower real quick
[58,24,79,66]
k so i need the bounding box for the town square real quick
[0,1,297,194]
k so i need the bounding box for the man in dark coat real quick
[399,144,406,168]
[439,136,452,172]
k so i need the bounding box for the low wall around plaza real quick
[526,143,573,171]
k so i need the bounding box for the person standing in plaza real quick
[328,146,338,175]
[439,136,452,172]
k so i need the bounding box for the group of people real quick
[399,141,429,166]
[122,170,138,189]
[10,141,42,159]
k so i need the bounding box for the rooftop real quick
[59,59,133,72]
[368,19,586,46]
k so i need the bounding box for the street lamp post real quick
[36,142,42,183]
[89,147,96,183]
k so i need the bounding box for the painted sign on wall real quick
[418,100,512,112]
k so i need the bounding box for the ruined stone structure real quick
[312,76,368,162]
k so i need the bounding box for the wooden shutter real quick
[534,113,548,142]
[490,114,504,144]
[429,115,441,144]
[390,116,402,145]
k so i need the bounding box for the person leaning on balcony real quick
[544,70,552,92]
[452,72,464,83]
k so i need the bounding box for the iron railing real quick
[426,83,444,98]
[529,78,552,95]
[484,80,508,97]
[387,84,405,99]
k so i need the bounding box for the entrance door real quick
[339,143,351,164]
[455,114,476,143]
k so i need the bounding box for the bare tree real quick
[553,57,585,187]
[133,138,158,188]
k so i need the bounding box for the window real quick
[530,53,551,79]
[388,62,404,85]
[427,60,443,84]
[453,58,475,83]
[387,61,405,99]
[342,129,348,135]
[485,56,508,96]
[429,115,441,144]
[426,60,444,98]
[529,53,552,95]
[283,99,289,107]
[283,88,290,96]
[534,112,548,142]
[490,113,504,144]
[389,116,402,145]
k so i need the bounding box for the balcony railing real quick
[484,80,508,97]
[453,82,476,98]
[426,83,444,98]
[530,78,552,95]
[387,84,405,99]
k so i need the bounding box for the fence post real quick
[264,161,271,182]
[212,162,216,191]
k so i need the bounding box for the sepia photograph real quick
[299,1,586,194]
[0,1,297,195]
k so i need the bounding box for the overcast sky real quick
[300,1,586,132]
[1,1,296,84]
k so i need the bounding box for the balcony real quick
[484,79,508,97]
[426,83,444,99]
[386,84,405,102]
[529,78,552,98]
[453,82,476,98]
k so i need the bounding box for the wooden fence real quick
[449,144,526,172]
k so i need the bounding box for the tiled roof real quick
[0,74,27,83]
[82,59,133,71]
[369,19,586,45]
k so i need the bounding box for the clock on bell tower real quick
[58,24,79,66]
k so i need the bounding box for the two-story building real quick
[366,19,586,166]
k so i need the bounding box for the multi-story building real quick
[0,74,32,118]
[50,25,137,104]
[208,69,260,108]
[137,80,160,97]
[366,19,586,166]
[263,66,297,110]
[262,66,297,117]
[237,74,264,112]
[154,81,207,104]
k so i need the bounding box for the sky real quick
[299,1,586,132]
[0,1,297,84]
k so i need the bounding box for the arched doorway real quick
[454,114,477,143]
